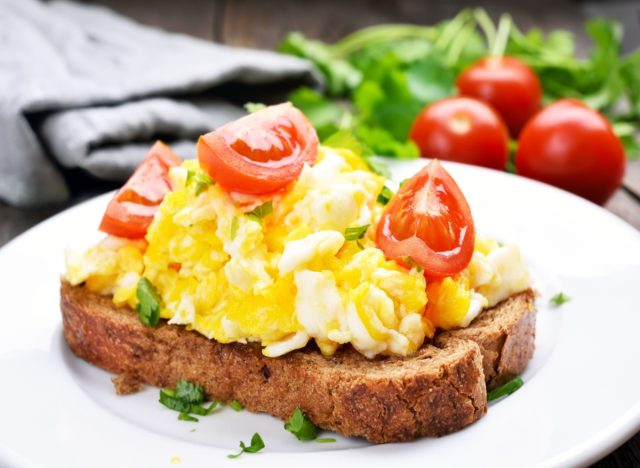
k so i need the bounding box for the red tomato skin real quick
[457,56,542,137]
[375,159,475,277]
[409,97,509,170]
[198,103,318,195]
[515,99,626,205]
[99,141,181,238]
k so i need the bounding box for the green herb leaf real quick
[135,278,161,327]
[159,389,192,413]
[344,224,370,241]
[289,87,348,140]
[230,216,239,240]
[190,401,220,416]
[323,130,363,155]
[178,412,199,422]
[316,438,337,444]
[229,400,244,411]
[377,185,394,205]
[246,201,273,224]
[175,380,205,404]
[228,433,265,459]
[244,102,266,113]
[487,377,524,402]
[549,292,571,307]
[186,170,214,196]
[401,256,423,273]
[284,408,319,441]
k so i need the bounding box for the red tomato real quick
[409,97,509,170]
[456,56,542,137]
[99,141,181,238]
[515,99,626,205]
[198,103,318,194]
[376,159,475,277]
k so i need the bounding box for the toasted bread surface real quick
[60,281,535,442]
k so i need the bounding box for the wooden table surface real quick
[1,1,639,466]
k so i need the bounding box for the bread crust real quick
[60,281,534,442]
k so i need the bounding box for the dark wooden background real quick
[1,1,639,465]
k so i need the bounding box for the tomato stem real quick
[491,14,512,57]
[474,8,497,54]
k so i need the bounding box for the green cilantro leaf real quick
[229,400,244,411]
[175,380,204,404]
[135,278,161,327]
[549,292,571,307]
[344,224,370,241]
[487,377,524,402]
[230,216,239,240]
[228,433,265,459]
[190,401,220,416]
[186,170,214,196]
[377,185,394,205]
[178,412,199,422]
[316,438,337,444]
[244,102,266,113]
[284,408,319,441]
[246,201,273,224]
[402,256,424,273]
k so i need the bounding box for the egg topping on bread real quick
[66,146,529,358]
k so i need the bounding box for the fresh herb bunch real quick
[278,8,639,159]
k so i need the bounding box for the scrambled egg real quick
[65,146,530,358]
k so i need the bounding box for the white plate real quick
[0,160,639,468]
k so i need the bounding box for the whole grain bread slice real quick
[436,289,536,389]
[60,281,535,442]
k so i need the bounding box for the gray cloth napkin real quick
[0,0,320,207]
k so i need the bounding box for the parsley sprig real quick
[284,408,320,441]
[136,278,161,327]
[228,433,265,459]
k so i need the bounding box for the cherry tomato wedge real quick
[197,103,318,194]
[99,141,181,238]
[409,97,509,171]
[515,99,626,205]
[457,56,542,137]
[376,159,475,277]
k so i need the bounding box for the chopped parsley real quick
[549,292,571,307]
[244,102,267,113]
[316,438,337,444]
[178,412,198,422]
[228,433,265,459]
[284,408,319,441]
[230,216,239,240]
[159,380,220,421]
[486,377,524,402]
[229,400,244,411]
[401,256,423,273]
[246,201,273,224]
[377,185,394,205]
[135,278,161,327]
[344,224,369,241]
[186,170,214,196]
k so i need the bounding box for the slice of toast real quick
[60,281,535,443]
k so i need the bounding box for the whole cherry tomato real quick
[409,97,509,170]
[99,141,181,239]
[198,103,318,195]
[515,99,626,205]
[376,159,475,277]
[457,56,542,137]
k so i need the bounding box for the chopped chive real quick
[246,201,273,223]
[377,185,394,205]
[316,437,337,444]
[230,216,239,240]
[178,412,199,422]
[229,400,244,411]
